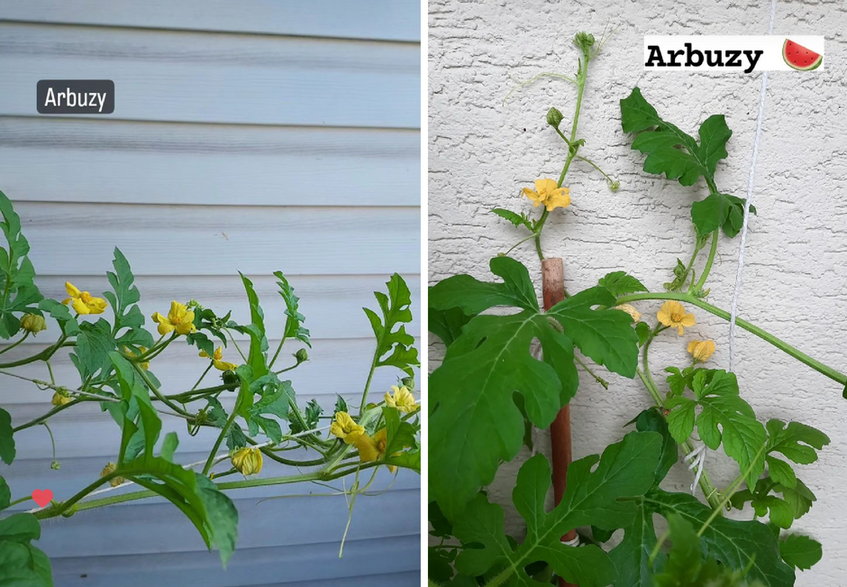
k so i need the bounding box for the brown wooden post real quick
[541,258,578,587]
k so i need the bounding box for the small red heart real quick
[31,489,53,508]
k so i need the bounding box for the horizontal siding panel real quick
[28,487,419,556]
[0,23,420,128]
[51,540,419,587]
[0,0,421,42]
[13,201,419,276]
[0,118,420,207]
[6,274,420,342]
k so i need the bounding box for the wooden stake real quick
[541,258,578,587]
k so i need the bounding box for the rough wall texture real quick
[429,0,847,584]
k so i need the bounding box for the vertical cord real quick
[728,0,777,371]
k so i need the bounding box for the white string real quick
[728,0,777,371]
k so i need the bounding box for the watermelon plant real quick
[0,191,420,585]
[429,31,843,586]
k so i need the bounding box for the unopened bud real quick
[546,107,563,128]
[21,314,46,334]
[294,348,309,363]
[231,447,263,476]
[100,462,126,487]
[574,32,596,52]
[51,390,73,406]
[401,376,415,390]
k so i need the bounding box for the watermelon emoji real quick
[783,39,822,70]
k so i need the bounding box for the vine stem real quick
[189,363,213,392]
[268,333,288,369]
[357,353,379,414]
[617,292,847,388]
[132,363,194,418]
[203,402,239,476]
[638,326,721,510]
[693,230,719,291]
[0,332,29,355]
[0,336,70,369]
[532,46,590,262]
[696,442,768,537]
[31,462,383,520]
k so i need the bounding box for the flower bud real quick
[294,348,309,363]
[401,376,415,391]
[546,107,564,128]
[100,462,125,487]
[609,180,620,192]
[687,339,716,363]
[221,370,239,390]
[231,447,263,476]
[20,314,47,334]
[615,304,641,323]
[574,32,596,52]
[51,390,73,406]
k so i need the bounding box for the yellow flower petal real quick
[352,428,388,463]
[231,447,263,476]
[687,339,716,362]
[80,292,107,314]
[155,301,196,336]
[544,187,571,211]
[71,297,91,315]
[657,301,696,336]
[535,178,559,194]
[330,412,364,443]
[385,385,419,414]
[65,282,81,298]
[522,188,544,207]
[213,359,237,372]
[151,312,175,335]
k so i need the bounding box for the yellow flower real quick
[124,346,150,370]
[51,390,73,406]
[231,447,263,476]
[615,304,641,323]
[62,282,107,315]
[687,339,716,363]
[330,411,365,443]
[657,301,696,335]
[350,428,397,472]
[384,385,419,414]
[521,179,571,212]
[199,347,237,371]
[352,428,387,462]
[20,314,47,334]
[151,301,196,336]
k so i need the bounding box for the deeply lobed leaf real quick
[452,432,662,586]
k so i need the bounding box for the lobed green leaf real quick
[779,534,822,570]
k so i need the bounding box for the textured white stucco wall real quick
[429,0,847,584]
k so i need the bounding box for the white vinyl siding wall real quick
[0,2,420,585]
